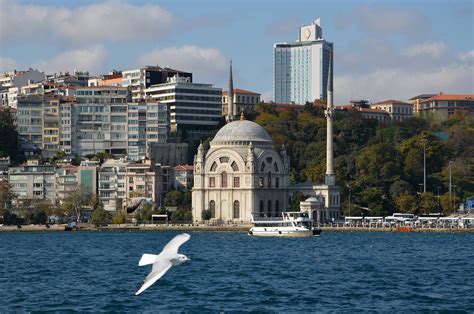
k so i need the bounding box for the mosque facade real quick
[192,55,340,223]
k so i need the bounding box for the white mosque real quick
[191,55,340,224]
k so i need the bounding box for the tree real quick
[201,209,212,221]
[62,187,95,222]
[112,210,127,224]
[419,192,438,214]
[395,194,418,213]
[90,204,112,226]
[0,108,22,164]
[289,191,307,212]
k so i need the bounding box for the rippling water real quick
[0,231,473,312]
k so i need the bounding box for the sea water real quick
[0,231,473,312]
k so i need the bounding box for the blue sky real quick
[1,0,473,103]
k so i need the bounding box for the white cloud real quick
[0,0,173,44]
[260,90,273,102]
[34,46,107,74]
[0,57,18,72]
[459,50,474,62]
[138,45,228,84]
[335,63,474,104]
[401,41,447,58]
[336,5,428,35]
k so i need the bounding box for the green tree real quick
[419,192,438,214]
[289,191,307,212]
[0,108,22,164]
[112,210,127,224]
[62,187,95,222]
[201,209,212,221]
[90,204,112,226]
[395,193,418,213]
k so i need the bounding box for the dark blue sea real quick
[0,231,473,312]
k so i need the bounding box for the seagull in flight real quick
[135,233,191,295]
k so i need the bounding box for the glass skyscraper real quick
[273,19,333,105]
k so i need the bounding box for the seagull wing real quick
[135,258,172,296]
[161,233,191,255]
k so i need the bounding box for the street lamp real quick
[452,184,457,214]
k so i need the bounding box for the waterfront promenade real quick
[1,223,473,233]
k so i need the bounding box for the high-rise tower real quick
[325,51,335,186]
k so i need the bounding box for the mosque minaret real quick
[325,52,335,187]
[227,60,235,122]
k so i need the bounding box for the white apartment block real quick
[144,76,222,133]
[98,159,129,212]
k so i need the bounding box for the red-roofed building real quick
[222,88,261,116]
[418,93,474,116]
[335,104,391,123]
[370,99,413,121]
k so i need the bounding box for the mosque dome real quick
[211,120,273,146]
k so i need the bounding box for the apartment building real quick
[122,66,192,101]
[8,160,57,204]
[144,76,222,135]
[98,159,129,212]
[126,159,157,202]
[127,101,169,160]
[172,165,194,191]
[74,86,130,156]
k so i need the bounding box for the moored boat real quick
[248,211,321,237]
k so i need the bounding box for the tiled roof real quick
[420,93,474,103]
[374,99,411,105]
[223,88,261,95]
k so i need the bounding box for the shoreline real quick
[1,224,474,233]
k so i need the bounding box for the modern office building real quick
[144,75,222,135]
[273,18,333,105]
[122,66,192,101]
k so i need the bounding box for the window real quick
[259,177,264,188]
[267,172,272,188]
[233,177,240,188]
[209,200,215,218]
[275,200,280,216]
[210,162,217,172]
[233,201,240,219]
[209,177,215,188]
[259,200,264,217]
[267,200,272,216]
[260,162,266,172]
[231,161,239,171]
[221,172,228,188]
[274,163,279,172]
[275,177,279,188]
[219,157,229,163]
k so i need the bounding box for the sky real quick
[0,0,473,104]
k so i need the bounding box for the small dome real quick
[305,197,320,203]
[211,120,273,145]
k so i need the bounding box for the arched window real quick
[209,200,215,218]
[260,162,266,172]
[275,177,279,188]
[259,200,264,217]
[267,200,272,216]
[210,162,217,172]
[275,200,280,216]
[221,172,227,188]
[274,162,279,172]
[267,172,272,188]
[231,161,239,171]
[233,200,240,219]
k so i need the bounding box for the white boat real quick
[248,211,321,237]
